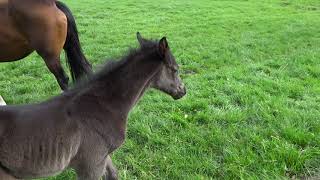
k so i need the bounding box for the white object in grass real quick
[0,95,6,105]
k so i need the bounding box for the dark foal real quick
[0,0,92,90]
[0,33,186,180]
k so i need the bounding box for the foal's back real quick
[0,97,81,179]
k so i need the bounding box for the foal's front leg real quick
[75,159,108,180]
[103,155,118,180]
[76,166,105,180]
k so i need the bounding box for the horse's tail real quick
[55,1,92,82]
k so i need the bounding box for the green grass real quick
[0,0,320,179]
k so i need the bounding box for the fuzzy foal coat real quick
[0,43,166,180]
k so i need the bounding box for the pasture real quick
[0,0,319,179]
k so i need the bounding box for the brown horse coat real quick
[0,0,92,90]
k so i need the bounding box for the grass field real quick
[0,0,320,179]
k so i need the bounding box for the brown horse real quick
[0,33,186,180]
[0,0,92,90]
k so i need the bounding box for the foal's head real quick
[137,32,186,100]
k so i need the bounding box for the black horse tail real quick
[55,1,92,81]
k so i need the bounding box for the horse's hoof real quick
[0,95,6,105]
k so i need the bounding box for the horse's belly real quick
[0,7,32,61]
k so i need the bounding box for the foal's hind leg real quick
[103,155,118,180]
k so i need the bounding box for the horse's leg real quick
[40,54,69,91]
[16,4,69,91]
[103,155,118,180]
[0,168,17,180]
[34,17,69,91]
[33,8,69,91]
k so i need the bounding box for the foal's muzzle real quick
[173,84,186,100]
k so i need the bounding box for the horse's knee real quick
[42,56,61,71]
[41,56,69,90]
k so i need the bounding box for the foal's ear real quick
[137,32,147,46]
[158,37,169,58]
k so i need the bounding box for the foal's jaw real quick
[150,75,186,100]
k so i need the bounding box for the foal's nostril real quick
[178,85,186,96]
[173,85,186,100]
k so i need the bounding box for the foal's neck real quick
[88,51,161,115]
[66,50,161,150]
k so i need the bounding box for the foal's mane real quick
[67,39,159,93]
[94,40,158,79]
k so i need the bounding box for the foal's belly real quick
[0,2,33,62]
[0,132,81,179]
